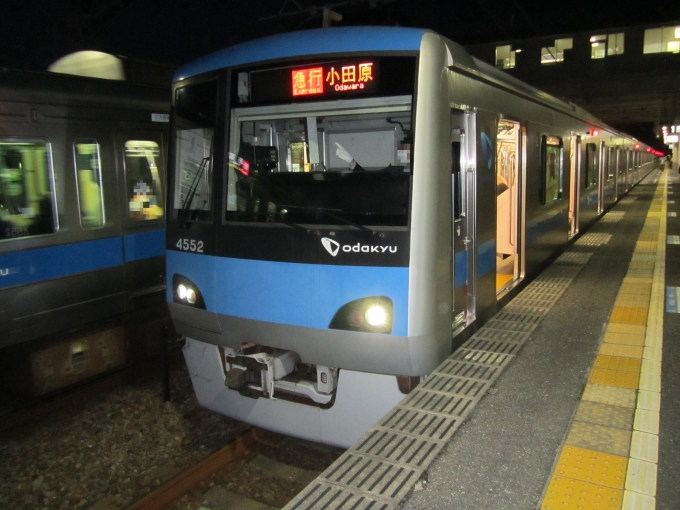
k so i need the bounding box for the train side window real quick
[451,141,462,220]
[607,147,615,180]
[585,143,597,188]
[0,139,57,240]
[173,80,217,222]
[125,140,164,221]
[540,136,562,205]
[74,139,105,228]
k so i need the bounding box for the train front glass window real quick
[541,136,562,205]
[173,80,217,222]
[225,109,412,227]
[125,141,163,221]
[0,139,57,240]
[74,139,105,228]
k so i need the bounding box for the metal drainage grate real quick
[352,429,441,469]
[285,482,392,510]
[378,407,461,443]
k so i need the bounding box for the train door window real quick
[124,141,164,221]
[585,143,597,188]
[607,147,615,180]
[0,139,57,240]
[74,139,105,228]
[173,80,217,222]
[541,136,562,205]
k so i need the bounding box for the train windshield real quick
[225,99,412,227]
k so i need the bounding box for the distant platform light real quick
[48,51,125,81]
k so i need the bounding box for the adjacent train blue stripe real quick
[477,239,495,278]
[0,237,123,289]
[0,229,165,290]
[454,250,467,288]
[124,229,165,262]
[175,27,427,81]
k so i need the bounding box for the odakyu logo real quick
[321,237,397,257]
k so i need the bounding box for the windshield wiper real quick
[178,157,210,226]
[277,204,374,233]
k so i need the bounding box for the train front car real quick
[167,28,454,447]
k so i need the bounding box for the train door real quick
[495,119,522,293]
[451,110,476,328]
[115,129,167,308]
[569,134,581,237]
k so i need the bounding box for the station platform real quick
[284,164,677,510]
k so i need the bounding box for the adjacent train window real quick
[541,136,562,205]
[585,143,597,188]
[0,139,57,240]
[125,141,164,221]
[74,139,105,228]
[173,80,217,222]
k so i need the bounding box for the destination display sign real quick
[291,61,379,97]
[236,56,416,106]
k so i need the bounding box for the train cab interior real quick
[222,109,412,227]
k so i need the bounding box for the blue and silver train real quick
[0,67,170,388]
[166,27,660,447]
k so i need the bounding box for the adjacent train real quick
[0,68,170,389]
[166,27,662,447]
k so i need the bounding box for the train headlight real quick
[172,274,206,309]
[365,305,387,327]
[329,296,393,334]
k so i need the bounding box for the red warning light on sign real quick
[291,67,324,96]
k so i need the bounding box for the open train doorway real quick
[495,119,522,294]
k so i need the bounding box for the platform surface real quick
[284,165,677,510]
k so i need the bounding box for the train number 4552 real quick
[176,238,204,253]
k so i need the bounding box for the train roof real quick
[173,26,634,143]
[174,26,428,82]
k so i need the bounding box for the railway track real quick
[127,428,344,510]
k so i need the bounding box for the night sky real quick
[2,0,678,72]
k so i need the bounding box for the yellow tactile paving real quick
[618,283,652,296]
[606,323,646,336]
[589,368,640,389]
[581,384,636,408]
[566,422,632,457]
[574,401,634,429]
[540,172,667,510]
[541,476,623,510]
[553,445,628,488]
[603,331,645,347]
[610,307,649,326]
[593,355,642,373]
